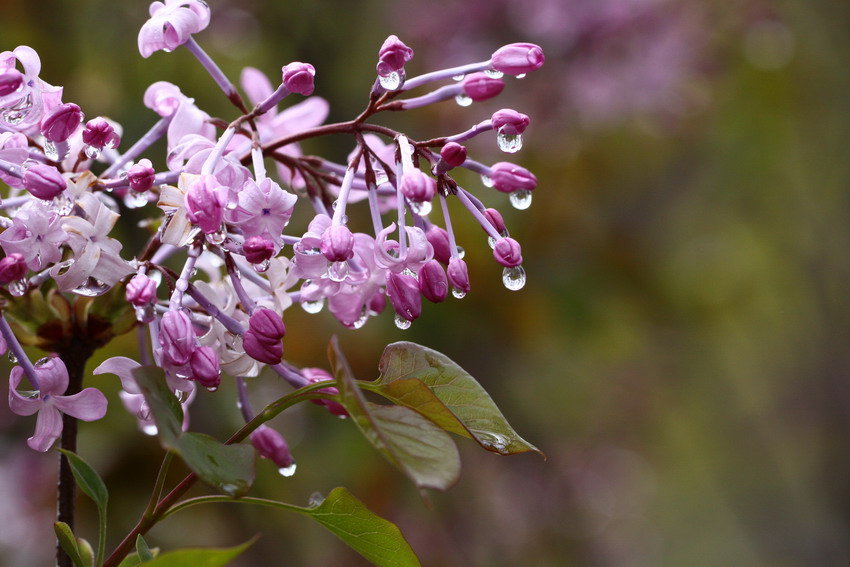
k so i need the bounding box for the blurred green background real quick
[2,0,850,565]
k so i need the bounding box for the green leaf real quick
[132,366,183,443]
[54,522,88,567]
[329,337,460,491]
[374,342,542,456]
[133,538,255,567]
[58,450,109,511]
[76,538,95,567]
[307,487,421,567]
[136,534,155,562]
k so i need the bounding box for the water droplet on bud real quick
[327,261,349,282]
[206,386,218,393]
[351,308,369,329]
[8,278,27,296]
[253,259,271,273]
[378,71,402,90]
[409,200,432,216]
[484,69,504,79]
[52,194,74,216]
[206,229,226,245]
[301,298,325,314]
[124,189,149,208]
[374,170,389,186]
[502,265,526,290]
[278,463,297,477]
[488,236,497,248]
[7,352,18,363]
[134,304,155,323]
[142,424,158,436]
[454,93,473,107]
[394,314,412,330]
[451,287,466,299]
[496,131,523,153]
[84,145,100,159]
[516,73,527,79]
[43,140,58,161]
[509,189,532,210]
[480,174,494,188]
[308,492,325,507]
[452,74,465,81]
[456,245,465,259]
[72,277,110,296]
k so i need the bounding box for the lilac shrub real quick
[1,2,544,566]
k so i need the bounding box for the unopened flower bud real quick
[462,73,504,102]
[281,62,316,96]
[418,260,448,303]
[0,68,23,97]
[248,308,286,342]
[490,162,537,193]
[126,274,157,306]
[303,367,348,417]
[386,272,422,322]
[243,236,275,264]
[440,142,467,169]
[40,103,83,142]
[82,118,121,150]
[447,257,471,294]
[320,224,355,262]
[400,170,436,203]
[493,237,523,267]
[127,159,156,192]
[159,310,196,366]
[23,164,67,200]
[190,346,220,389]
[0,253,27,284]
[377,35,414,77]
[491,109,530,136]
[242,329,283,365]
[185,174,227,234]
[426,225,452,265]
[368,289,386,314]
[491,43,545,76]
[250,425,294,468]
[483,208,506,234]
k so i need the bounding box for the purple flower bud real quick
[490,162,537,193]
[303,367,348,417]
[483,208,506,234]
[190,346,220,389]
[159,310,196,366]
[426,225,452,265]
[127,159,156,192]
[368,289,386,314]
[242,329,283,365]
[40,103,83,143]
[447,257,471,294]
[0,253,27,284]
[82,118,121,150]
[491,109,530,136]
[493,237,523,267]
[440,142,467,169]
[462,73,504,102]
[0,68,23,97]
[126,274,157,306]
[377,35,414,77]
[185,174,227,234]
[418,260,448,303]
[491,43,545,76]
[281,62,316,96]
[248,308,286,342]
[243,236,275,264]
[250,425,294,468]
[399,170,436,203]
[23,164,67,200]
[320,224,355,262]
[386,272,422,322]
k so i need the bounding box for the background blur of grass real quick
[2,1,850,565]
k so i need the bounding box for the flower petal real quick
[28,405,62,452]
[53,388,108,422]
[8,366,41,416]
[93,356,142,394]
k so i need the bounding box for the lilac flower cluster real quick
[0,0,543,456]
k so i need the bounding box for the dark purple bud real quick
[82,118,121,150]
[418,260,448,303]
[242,329,283,365]
[483,208,506,234]
[250,425,294,468]
[281,62,316,96]
[303,367,348,416]
[377,35,414,76]
[399,170,436,203]
[491,43,545,76]
[185,174,227,234]
[426,225,452,265]
[159,310,196,366]
[248,308,286,342]
[440,142,467,169]
[23,164,67,200]
[386,272,422,322]
[0,253,27,284]
[368,289,386,314]
[189,346,221,389]
[126,274,157,306]
[0,68,23,97]
[127,159,156,192]
[493,237,523,267]
[243,236,275,264]
[40,103,83,143]
[491,109,530,136]
[462,73,504,102]
[447,257,471,294]
[320,224,355,262]
[490,162,537,193]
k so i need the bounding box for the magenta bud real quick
[399,170,436,203]
[40,103,83,143]
[281,62,316,96]
[243,236,275,264]
[185,174,227,234]
[320,224,355,262]
[189,346,220,388]
[250,425,294,468]
[159,310,196,366]
[462,73,505,102]
[82,118,120,150]
[0,68,23,97]
[126,274,157,306]
[491,109,530,136]
[483,208,506,234]
[490,162,537,193]
[418,260,448,303]
[377,35,414,76]
[242,329,283,365]
[447,257,471,294]
[127,159,156,192]
[440,142,467,169]
[23,164,67,200]
[386,272,422,322]
[303,367,348,417]
[426,225,452,265]
[0,253,27,284]
[491,43,545,76]
[493,237,523,267]
[367,289,386,314]
[248,308,286,342]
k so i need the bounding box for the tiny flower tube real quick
[483,207,507,234]
[462,73,504,102]
[0,68,23,97]
[242,235,275,264]
[491,43,545,76]
[493,237,523,267]
[400,170,436,203]
[491,109,530,136]
[320,224,355,262]
[159,310,196,366]
[40,103,83,143]
[126,274,157,306]
[248,308,286,342]
[490,162,538,193]
[303,367,348,417]
[250,425,294,468]
[281,62,316,96]
[127,159,156,192]
[376,35,414,77]
[23,163,67,200]
[418,260,448,303]
[185,174,228,234]
[447,257,471,294]
[242,329,283,365]
[426,225,452,265]
[386,271,422,322]
[0,253,27,284]
[81,117,121,150]
[189,345,221,389]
